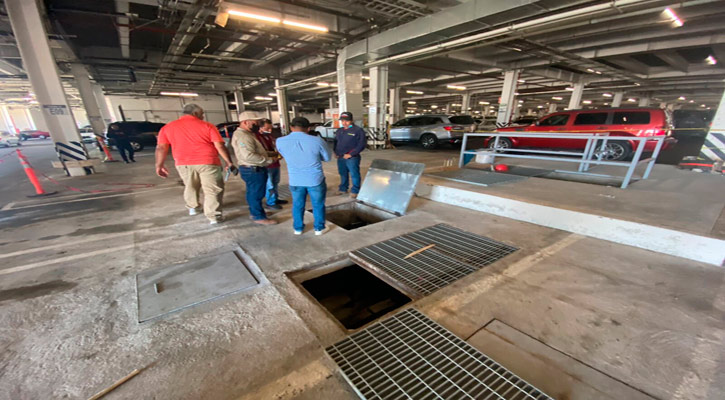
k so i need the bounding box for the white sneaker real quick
[294,230,303,235]
[315,227,329,236]
[188,208,200,216]
[209,217,223,225]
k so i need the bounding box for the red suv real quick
[488,108,675,161]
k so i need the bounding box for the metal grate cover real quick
[403,224,518,269]
[327,308,553,400]
[351,235,479,297]
[426,169,527,187]
[350,225,517,297]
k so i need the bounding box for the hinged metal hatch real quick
[357,159,425,216]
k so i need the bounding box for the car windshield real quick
[449,116,475,124]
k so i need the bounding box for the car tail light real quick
[443,126,452,131]
[444,125,463,131]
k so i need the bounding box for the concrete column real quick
[548,103,558,113]
[461,92,471,114]
[612,91,624,107]
[445,103,451,114]
[328,96,336,110]
[292,104,301,118]
[700,89,725,162]
[71,63,106,142]
[234,91,245,120]
[265,105,272,121]
[274,79,289,134]
[91,83,113,127]
[567,82,584,110]
[497,69,520,125]
[221,94,231,123]
[7,0,91,176]
[638,96,651,107]
[388,88,400,123]
[336,49,364,125]
[369,65,388,132]
[24,108,36,129]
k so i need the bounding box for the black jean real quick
[116,141,135,162]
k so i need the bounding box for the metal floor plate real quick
[136,248,265,322]
[327,308,554,400]
[426,169,527,187]
[350,225,518,298]
[403,224,518,269]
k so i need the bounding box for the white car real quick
[79,125,97,143]
[0,133,21,147]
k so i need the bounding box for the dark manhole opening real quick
[321,201,398,231]
[300,262,410,330]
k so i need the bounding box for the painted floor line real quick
[3,186,180,210]
[1,202,15,211]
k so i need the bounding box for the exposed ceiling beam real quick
[656,51,691,73]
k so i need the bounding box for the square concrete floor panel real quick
[136,247,265,322]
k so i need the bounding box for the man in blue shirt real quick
[276,117,332,236]
[333,111,366,198]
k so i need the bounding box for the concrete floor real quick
[0,144,724,399]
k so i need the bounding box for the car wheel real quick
[599,141,631,161]
[487,137,512,152]
[420,133,438,149]
[38,135,46,140]
[20,135,28,141]
[130,141,143,151]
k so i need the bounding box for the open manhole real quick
[323,201,398,230]
[289,258,411,330]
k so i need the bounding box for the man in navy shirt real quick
[276,117,332,236]
[333,111,366,198]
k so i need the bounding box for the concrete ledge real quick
[417,184,725,266]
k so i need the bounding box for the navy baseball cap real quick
[340,112,353,121]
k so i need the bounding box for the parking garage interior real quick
[1,0,724,399]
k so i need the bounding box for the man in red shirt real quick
[155,104,233,224]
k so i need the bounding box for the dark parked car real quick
[105,121,165,151]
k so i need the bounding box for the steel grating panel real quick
[327,308,554,400]
[426,169,527,187]
[351,236,479,297]
[403,224,518,269]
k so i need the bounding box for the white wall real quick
[106,94,231,125]
[238,110,322,123]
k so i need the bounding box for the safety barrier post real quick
[16,148,57,197]
[96,136,117,162]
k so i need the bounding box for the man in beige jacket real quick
[231,119,278,225]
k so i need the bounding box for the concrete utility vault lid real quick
[136,247,266,322]
[357,159,425,216]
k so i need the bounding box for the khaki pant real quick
[176,164,224,220]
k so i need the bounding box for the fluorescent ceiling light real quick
[627,98,637,102]
[582,100,592,104]
[228,10,281,24]
[517,79,526,83]
[243,101,251,105]
[514,92,520,95]
[518,100,524,103]
[254,96,273,101]
[268,93,277,96]
[406,90,423,95]
[663,8,683,27]
[595,70,603,75]
[282,20,328,32]
[552,96,563,100]
[678,96,686,100]
[451,103,461,106]
[602,93,613,97]
[160,91,198,97]
[362,76,370,80]
[565,87,575,91]
[430,105,438,108]
[701,104,707,107]
[229,101,237,105]
[316,82,330,87]
[479,101,490,105]
[537,105,544,108]
[689,100,695,103]
[446,85,466,90]
[706,55,717,65]
[586,68,595,73]
[408,101,416,104]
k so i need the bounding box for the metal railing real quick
[458,131,667,189]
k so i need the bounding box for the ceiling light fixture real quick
[406,90,423,95]
[268,93,277,96]
[565,87,575,91]
[363,76,370,80]
[316,82,330,87]
[706,55,717,65]
[586,68,595,73]
[408,101,416,104]
[602,93,613,97]
[663,7,684,27]
[254,96,273,101]
[517,79,526,83]
[479,101,490,105]
[582,100,592,104]
[678,96,686,100]
[431,105,438,109]
[160,91,199,97]
[689,100,695,103]
[627,98,637,102]
[227,9,329,32]
[451,103,461,106]
[447,85,466,90]
[282,20,328,32]
[552,96,563,100]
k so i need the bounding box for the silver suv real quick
[390,115,476,149]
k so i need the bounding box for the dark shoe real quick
[130,159,136,162]
[264,204,282,210]
[277,199,289,205]
[124,161,130,164]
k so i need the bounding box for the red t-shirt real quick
[157,115,224,166]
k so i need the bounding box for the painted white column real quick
[567,82,584,110]
[548,103,558,113]
[445,103,451,114]
[612,91,624,107]
[274,79,289,134]
[336,49,364,126]
[329,96,336,110]
[461,92,471,114]
[91,83,113,127]
[24,108,36,129]
[369,65,388,132]
[638,97,651,107]
[71,63,106,140]
[234,91,245,120]
[6,0,91,176]
[497,69,520,125]
[265,105,273,121]
[387,88,400,124]
[700,89,725,163]
[292,104,301,118]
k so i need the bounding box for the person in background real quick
[333,111,366,198]
[155,104,233,224]
[258,119,287,210]
[106,123,135,163]
[232,119,278,226]
[276,117,331,235]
